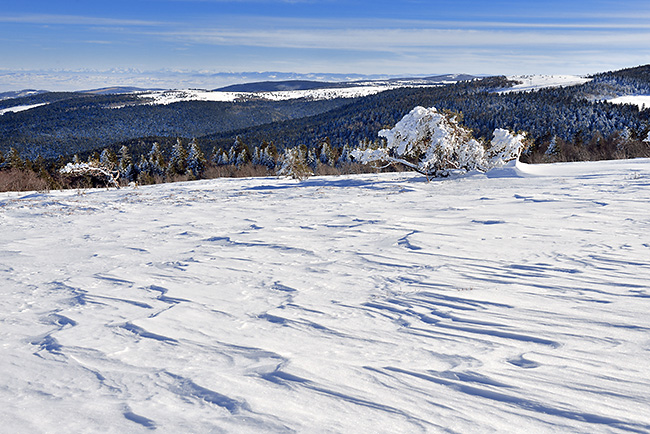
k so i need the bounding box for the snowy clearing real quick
[1,158,649,433]
[501,75,592,93]
[0,103,49,115]
[608,95,650,110]
[137,86,403,105]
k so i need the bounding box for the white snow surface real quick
[0,103,48,115]
[502,75,592,93]
[608,95,650,110]
[1,158,650,433]
[138,85,402,105]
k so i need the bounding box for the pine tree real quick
[118,145,138,182]
[336,145,351,167]
[186,139,207,179]
[100,148,117,170]
[167,138,188,177]
[251,146,261,166]
[307,148,318,171]
[6,147,24,170]
[148,143,166,177]
[277,145,313,180]
[260,141,278,169]
[319,141,336,166]
[232,136,250,167]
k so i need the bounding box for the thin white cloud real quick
[3,12,649,31]
[150,26,650,52]
[0,14,165,27]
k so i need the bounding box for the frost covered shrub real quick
[352,106,528,179]
[487,128,528,167]
[59,161,121,188]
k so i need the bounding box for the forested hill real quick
[202,70,650,159]
[0,93,356,159]
[1,65,649,164]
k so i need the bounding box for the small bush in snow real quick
[352,106,528,179]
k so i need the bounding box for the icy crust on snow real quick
[1,158,650,433]
[137,85,403,105]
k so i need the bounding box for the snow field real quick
[137,86,403,105]
[1,158,650,433]
[502,75,592,93]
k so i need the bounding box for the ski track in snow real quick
[1,159,650,433]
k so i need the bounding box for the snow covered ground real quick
[1,158,649,433]
[0,103,48,116]
[608,95,650,111]
[136,85,404,105]
[502,75,592,93]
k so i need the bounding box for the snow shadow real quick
[245,175,426,192]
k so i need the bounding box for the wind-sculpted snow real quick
[1,159,650,432]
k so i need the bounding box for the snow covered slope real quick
[1,158,650,433]
[502,74,592,93]
[137,85,404,105]
[608,95,650,110]
[0,103,48,115]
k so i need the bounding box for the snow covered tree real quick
[100,148,117,170]
[487,128,529,167]
[167,139,188,177]
[336,144,352,167]
[186,139,207,179]
[259,141,278,170]
[5,148,25,171]
[251,146,262,166]
[545,135,559,158]
[136,154,152,180]
[351,106,528,179]
[235,148,250,167]
[118,145,138,182]
[277,145,313,180]
[307,148,318,171]
[319,140,336,166]
[147,143,166,177]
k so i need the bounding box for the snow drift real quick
[1,158,650,433]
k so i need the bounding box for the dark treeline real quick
[0,136,374,192]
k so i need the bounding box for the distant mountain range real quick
[1,73,480,97]
[215,74,478,92]
[0,89,49,101]
[79,87,162,95]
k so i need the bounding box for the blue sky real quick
[1,0,650,90]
